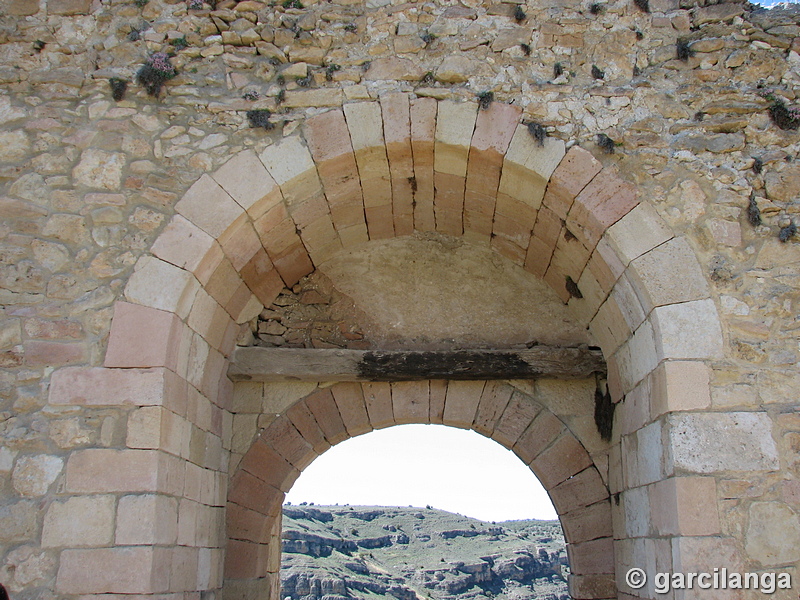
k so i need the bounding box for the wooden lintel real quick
[227,347,606,382]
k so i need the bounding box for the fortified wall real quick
[1,0,800,598]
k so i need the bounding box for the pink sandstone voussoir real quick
[331,382,372,436]
[472,381,514,436]
[567,168,638,251]
[286,400,331,454]
[391,380,430,424]
[361,381,395,429]
[151,215,217,274]
[524,235,555,279]
[381,93,414,175]
[227,502,272,544]
[240,438,297,493]
[218,216,263,273]
[271,242,315,288]
[566,537,615,575]
[569,573,617,600]
[410,98,437,232]
[429,380,447,424]
[262,415,316,470]
[471,102,522,154]
[560,500,613,543]
[240,251,283,308]
[224,539,266,580]
[442,380,485,428]
[104,301,183,370]
[492,391,542,448]
[304,109,354,162]
[512,410,564,465]
[229,469,283,516]
[205,258,244,309]
[549,467,609,515]
[543,146,603,220]
[491,236,527,266]
[532,433,594,489]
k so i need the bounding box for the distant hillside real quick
[280,505,569,600]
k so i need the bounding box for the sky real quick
[285,424,558,522]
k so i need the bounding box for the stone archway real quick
[226,381,615,600]
[47,97,736,600]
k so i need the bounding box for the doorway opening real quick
[280,424,570,600]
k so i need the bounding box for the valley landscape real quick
[280,505,569,600]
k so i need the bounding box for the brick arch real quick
[227,382,614,600]
[48,96,727,600]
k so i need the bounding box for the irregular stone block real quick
[73,149,125,190]
[364,57,424,81]
[2,0,39,15]
[694,3,744,26]
[12,454,64,496]
[673,132,745,153]
[435,55,477,83]
[0,500,39,541]
[746,502,800,566]
[47,0,91,14]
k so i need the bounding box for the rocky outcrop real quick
[280,506,568,600]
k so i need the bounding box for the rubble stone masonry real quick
[1,0,800,598]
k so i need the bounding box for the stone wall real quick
[2,0,800,598]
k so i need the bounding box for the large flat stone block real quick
[175,174,244,240]
[651,299,724,360]
[668,412,779,473]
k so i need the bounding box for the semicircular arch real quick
[226,381,615,600]
[48,96,727,600]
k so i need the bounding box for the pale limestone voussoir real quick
[174,174,245,240]
[124,256,200,319]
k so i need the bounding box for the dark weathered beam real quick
[227,347,606,382]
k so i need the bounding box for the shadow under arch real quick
[48,96,728,600]
[225,381,614,600]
